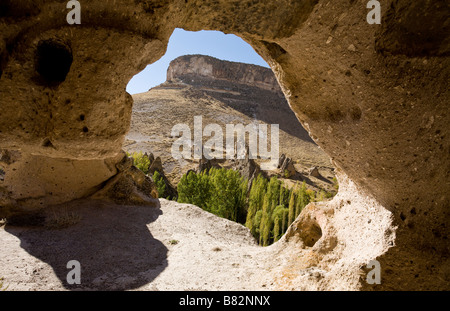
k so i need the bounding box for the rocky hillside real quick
[124,55,334,191]
[165,55,312,141]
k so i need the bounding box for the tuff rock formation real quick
[90,152,159,206]
[167,54,281,91]
[0,0,448,290]
[309,166,321,178]
[279,156,297,178]
[146,153,177,199]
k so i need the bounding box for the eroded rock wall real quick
[167,54,281,91]
[0,0,448,290]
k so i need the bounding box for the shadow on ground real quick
[4,199,168,290]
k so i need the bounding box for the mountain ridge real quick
[166,54,280,92]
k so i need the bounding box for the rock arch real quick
[0,0,448,290]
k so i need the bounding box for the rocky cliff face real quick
[160,55,314,143]
[167,55,281,92]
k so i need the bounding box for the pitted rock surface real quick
[0,0,448,290]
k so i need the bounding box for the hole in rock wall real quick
[35,39,73,85]
[42,138,54,148]
[303,222,323,247]
[124,29,336,247]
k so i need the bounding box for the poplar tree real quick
[266,177,281,208]
[253,210,263,241]
[245,174,267,234]
[272,205,283,241]
[279,186,285,207]
[259,195,271,246]
[288,188,296,226]
[295,181,310,218]
[273,216,280,242]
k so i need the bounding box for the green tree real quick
[281,206,288,233]
[273,215,281,242]
[153,170,166,198]
[306,188,316,203]
[272,205,289,242]
[279,185,290,207]
[279,186,285,207]
[253,210,263,241]
[266,176,281,209]
[207,168,248,223]
[245,174,267,235]
[295,181,311,218]
[177,171,211,209]
[288,188,296,226]
[272,205,283,242]
[177,168,247,224]
[259,195,271,246]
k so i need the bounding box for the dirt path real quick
[0,199,280,291]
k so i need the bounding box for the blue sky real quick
[126,28,269,95]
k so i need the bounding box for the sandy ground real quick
[0,199,281,291]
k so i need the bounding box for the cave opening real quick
[123,28,335,246]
